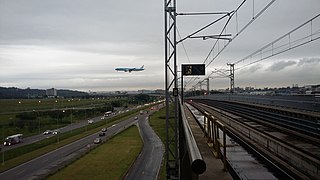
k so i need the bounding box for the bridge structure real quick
[182,94,320,179]
[164,1,320,179]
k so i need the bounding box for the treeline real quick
[0,87,88,99]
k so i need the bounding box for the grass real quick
[0,98,119,138]
[48,125,142,180]
[149,105,172,180]
[0,98,114,114]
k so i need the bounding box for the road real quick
[0,109,128,151]
[125,115,164,180]
[0,117,138,180]
[0,103,165,179]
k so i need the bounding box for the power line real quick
[187,0,276,89]
[204,0,276,67]
[233,13,320,70]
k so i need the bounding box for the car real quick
[52,130,60,135]
[134,116,138,120]
[99,132,105,136]
[94,137,101,144]
[88,119,93,124]
[43,130,53,135]
[101,128,107,132]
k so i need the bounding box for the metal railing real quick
[179,98,206,176]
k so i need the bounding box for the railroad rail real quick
[189,99,320,179]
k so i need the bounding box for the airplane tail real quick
[141,65,144,69]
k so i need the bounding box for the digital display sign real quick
[182,64,205,76]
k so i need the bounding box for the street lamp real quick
[38,101,41,134]
[2,125,5,165]
[70,108,73,133]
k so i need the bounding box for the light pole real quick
[2,125,4,165]
[56,110,60,144]
[38,100,41,134]
[70,108,73,133]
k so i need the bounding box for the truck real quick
[104,111,113,117]
[4,134,23,146]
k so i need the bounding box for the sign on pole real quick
[182,64,205,76]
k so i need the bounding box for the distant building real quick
[46,88,57,97]
[155,89,165,95]
[138,89,155,94]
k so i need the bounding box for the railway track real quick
[189,99,320,179]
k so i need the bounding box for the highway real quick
[0,116,138,180]
[0,109,129,151]
[0,103,165,179]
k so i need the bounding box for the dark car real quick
[99,132,105,136]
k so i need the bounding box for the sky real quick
[0,0,319,92]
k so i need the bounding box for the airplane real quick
[115,65,145,73]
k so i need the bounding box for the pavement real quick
[0,118,138,180]
[125,115,164,180]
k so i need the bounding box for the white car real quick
[88,119,93,124]
[94,137,101,144]
[43,130,53,135]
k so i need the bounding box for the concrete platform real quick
[184,105,232,180]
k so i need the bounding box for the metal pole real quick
[223,126,227,171]
[2,125,4,165]
[206,78,210,95]
[181,74,184,104]
[227,63,235,93]
[165,0,179,178]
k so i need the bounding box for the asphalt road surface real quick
[125,116,164,180]
[0,115,106,151]
[0,117,138,180]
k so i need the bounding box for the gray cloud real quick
[1,0,320,91]
[247,64,263,73]
[267,61,297,72]
[297,57,320,66]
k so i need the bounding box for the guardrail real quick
[179,98,206,175]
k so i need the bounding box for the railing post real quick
[223,125,227,171]
[203,112,210,138]
[214,121,220,158]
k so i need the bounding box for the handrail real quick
[179,98,206,174]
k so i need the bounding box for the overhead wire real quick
[187,0,276,89]
[177,28,191,63]
[233,13,320,70]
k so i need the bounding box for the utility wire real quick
[233,13,320,70]
[177,28,191,63]
[187,0,276,89]
[205,0,276,67]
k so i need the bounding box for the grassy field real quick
[0,98,114,114]
[48,125,142,180]
[0,98,124,139]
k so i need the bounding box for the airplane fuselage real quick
[115,65,144,73]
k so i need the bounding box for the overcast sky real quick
[0,0,319,92]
